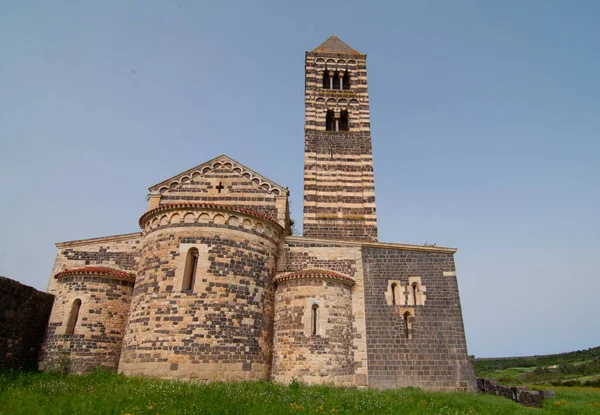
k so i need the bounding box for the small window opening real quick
[403,311,411,339]
[322,70,330,89]
[391,283,398,305]
[326,110,335,131]
[183,248,199,292]
[332,71,340,89]
[412,282,419,305]
[65,299,81,335]
[216,182,225,193]
[311,304,319,336]
[343,70,351,90]
[340,110,349,131]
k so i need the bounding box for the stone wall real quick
[119,205,282,381]
[272,275,355,386]
[477,378,548,408]
[47,232,141,295]
[39,271,134,374]
[278,237,369,386]
[361,246,476,391]
[0,276,54,370]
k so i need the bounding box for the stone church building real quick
[39,36,476,391]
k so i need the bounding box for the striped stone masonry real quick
[303,46,378,241]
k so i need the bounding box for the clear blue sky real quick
[1,1,598,358]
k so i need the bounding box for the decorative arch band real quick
[273,269,356,286]
[139,202,283,238]
[54,266,136,282]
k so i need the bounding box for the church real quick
[39,35,476,391]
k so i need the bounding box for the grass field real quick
[1,370,600,414]
[474,346,600,386]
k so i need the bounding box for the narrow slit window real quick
[326,110,335,131]
[311,304,319,336]
[332,71,341,89]
[343,70,351,89]
[322,70,330,89]
[183,247,199,292]
[65,299,81,335]
[391,283,398,305]
[340,110,349,131]
[403,311,411,339]
[412,283,418,305]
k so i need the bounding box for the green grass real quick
[1,370,600,414]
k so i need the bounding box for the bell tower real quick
[303,35,378,241]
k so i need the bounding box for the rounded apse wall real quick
[38,267,135,374]
[272,270,355,386]
[119,203,283,381]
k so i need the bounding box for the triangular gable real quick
[311,34,361,56]
[148,154,289,197]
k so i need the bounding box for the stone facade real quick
[47,232,141,296]
[0,276,54,370]
[39,268,135,373]
[272,271,355,386]
[361,247,476,391]
[36,35,476,391]
[118,204,282,381]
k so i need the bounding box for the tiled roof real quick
[311,35,361,55]
[139,203,282,229]
[273,269,355,285]
[54,266,136,282]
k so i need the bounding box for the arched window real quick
[326,110,335,131]
[322,70,330,89]
[65,299,81,335]
[403,311,411,339]
[332,71,340,89]
[391,283,398,305]
[340,110,349,131]
[343,70,351,90]
[182,247,199,292]
[311,304,319,336]
[412,282,419,305]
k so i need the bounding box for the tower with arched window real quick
[35,35,475,393]
[303,35,378,241]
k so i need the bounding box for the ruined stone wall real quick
[0,276,54,370]
[119,206,282,381]
[39,274,134,373]
[303,51,378,242]
[361,246,476,391]
[277,237,369,387]
[47,232,141,295]
[477,378,546,408]
[272,277,354,386]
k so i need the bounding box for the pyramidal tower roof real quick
[311,34,361,56]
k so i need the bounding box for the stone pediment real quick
[148,155,289,197]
